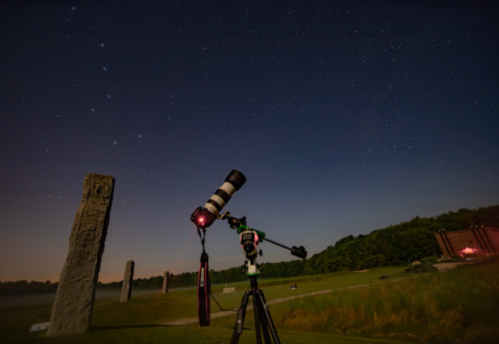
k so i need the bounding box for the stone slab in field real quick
[29,322,50,332]
[47,173,115,336]
[162,271,169,294]
[120,260,135,302]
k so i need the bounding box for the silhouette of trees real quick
[0,280,58,295]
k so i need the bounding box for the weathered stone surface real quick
[162,271,169,294]
[48,174,115,336]
[120,260,135,302]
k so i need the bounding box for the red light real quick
[198,216,205,225]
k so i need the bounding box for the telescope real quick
[190,170,307,344]
[190,170,307,262]
[190,170,246,229]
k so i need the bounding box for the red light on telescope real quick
[198,217,205,225]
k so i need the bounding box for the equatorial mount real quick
[220,210,307,263]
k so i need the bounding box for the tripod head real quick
[220,210,307,275]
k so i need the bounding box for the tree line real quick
[0,280,58,295]
[99,205,499,289]
[2,205,497,294]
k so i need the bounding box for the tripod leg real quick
[231,290,251,344]
[253,290,263,344]
[256,293,272,343]
[256,291,281,344]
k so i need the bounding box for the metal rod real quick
[442,230,455,255]
[475,225,492,253]
[470,227,487,253]
[263,237,291,251]
[438,231,451,257]
[479,226,495,253]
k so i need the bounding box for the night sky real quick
[1,1,498,283]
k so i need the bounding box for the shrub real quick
[405,262,437,273]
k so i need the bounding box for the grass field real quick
[268,257,499,344]
[1,262,498,344]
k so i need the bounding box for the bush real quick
[405,262,437,273]
[421,256,439,264]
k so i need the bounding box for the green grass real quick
[4,324,413,344]
[7,264,489,344]
[269,258,499,343]
[0,304,51,337]
[206,266,405,313]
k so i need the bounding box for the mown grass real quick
[0,266,407,343]
[4,323,413,344]
[8,261,498,344]
[270,257,499,344]
[207,266,405,312]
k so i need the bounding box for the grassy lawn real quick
[4,262,497,344]
[5,324,414,344]
[200,266,405,314]
[1,266,407,343]
[270,258,499,344]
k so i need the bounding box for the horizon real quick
[1,1,498,285]
[2,203,497,284]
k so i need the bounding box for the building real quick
[434,226,499,257]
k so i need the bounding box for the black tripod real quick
[220,212,305,344]
[231,275,280,344]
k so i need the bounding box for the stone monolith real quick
[48,174,115,336]
[162,271,169,294]
[120,260,135,302]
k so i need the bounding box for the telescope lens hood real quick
[225,170,246,190]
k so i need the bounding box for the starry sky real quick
[1,1,498,283]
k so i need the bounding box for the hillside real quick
[102,205,499,289]
[304,205,499,274]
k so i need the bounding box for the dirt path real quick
[163,284,369,326]
[432,262,473,271]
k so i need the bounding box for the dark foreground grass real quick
[271,257,499,344]
[0,266,404,333]
[0,266,411,344]
[22,263,499,343]
[5,323,414,344]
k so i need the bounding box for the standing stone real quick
[120,260,135,302]
[162,271,169,294]
[48,174,115,336]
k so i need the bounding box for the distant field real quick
[0,289,161,309]
[2,262,497,344]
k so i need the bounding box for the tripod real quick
[231,275,280,344]
[218,211,305,344]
